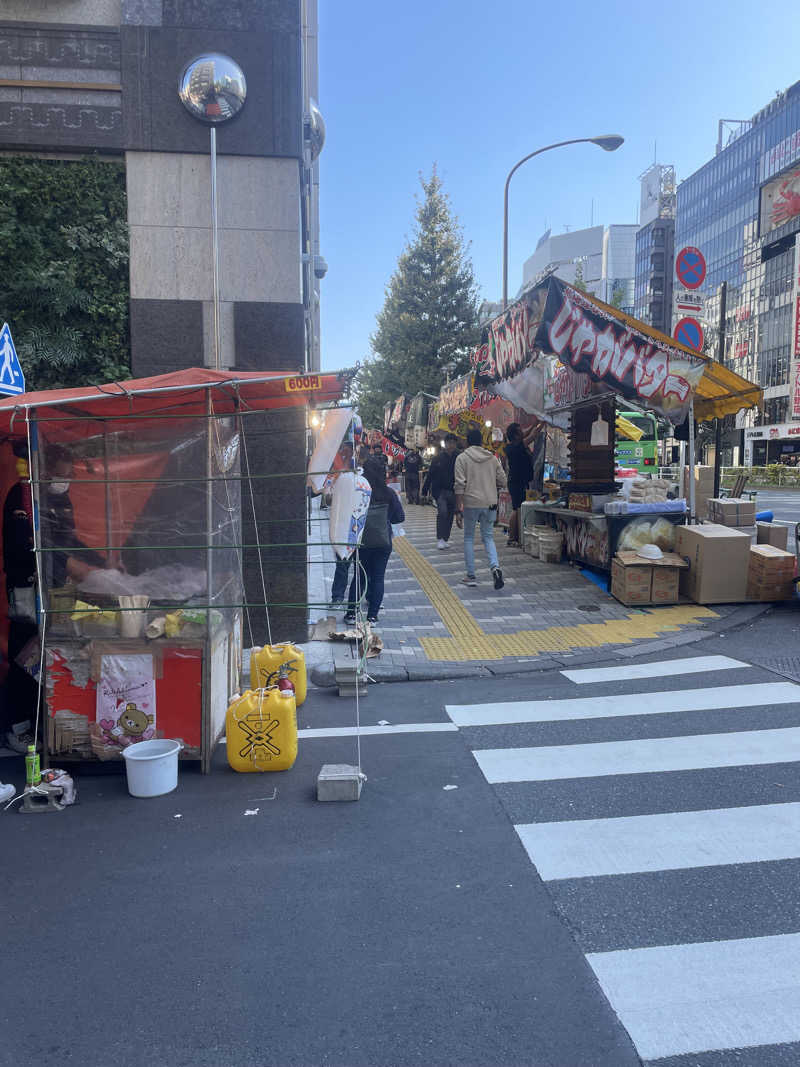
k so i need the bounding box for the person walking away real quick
[329,441,356,609]
[403,448,422,505]
[345,457,405,625]
[455,428,507,589]
[423,433,458,550]
[504,422,536,547]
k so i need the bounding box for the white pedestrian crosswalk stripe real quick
[446,681,800,727]
[560,653,747,684]
[516,802,800,880]
[474,725,800,783]
[451,655,800,1063]
[587,933,800,1061]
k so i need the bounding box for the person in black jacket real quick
[404,448,422,504]
[345,458,405,626]
[504,422,537,547]
[2,441,38,753]
[422,433,459,550]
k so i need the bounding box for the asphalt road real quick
[1,681,640,1067]
[4,606,800,1066]
[750,489,800,550]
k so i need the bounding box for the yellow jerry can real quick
[250,643,307,706]
[226,688,298,773]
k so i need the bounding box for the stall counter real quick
[526,504,686,571]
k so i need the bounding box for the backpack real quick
[360,501,390,549]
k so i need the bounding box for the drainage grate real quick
[576,604,602,613]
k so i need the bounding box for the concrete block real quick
[317,764,364,802]
[336,665,368,698]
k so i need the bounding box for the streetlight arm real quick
[503,138,598,199]
[502,134,624,308]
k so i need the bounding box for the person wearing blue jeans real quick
[454,427,507,589]
[462,507,499,578]
[344,457,405,624]
[330,557,351,607]
[346,546,392,621]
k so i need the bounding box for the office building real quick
[521,224,637,311]
[633,164,676,334]
[675,80,800,465]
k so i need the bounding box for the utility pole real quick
[713,281,728,498]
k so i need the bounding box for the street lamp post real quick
[502,135,624,309]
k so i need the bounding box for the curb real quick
[308,601,776,688]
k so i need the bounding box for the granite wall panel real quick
[121,24,301,157]
[233,302,304,373]
[129,298,204,376]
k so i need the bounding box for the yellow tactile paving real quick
[392,535,717,662]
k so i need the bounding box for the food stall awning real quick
[0,367,351,433]
[472,276,762,424]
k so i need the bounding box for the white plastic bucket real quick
[121,739,182,798]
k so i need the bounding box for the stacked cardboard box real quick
[707,497,756,527]
[675,524,751,603]
[757,522,789,550]
[682,465,714,519]
[611,551,688,606]
[747,545,796,601]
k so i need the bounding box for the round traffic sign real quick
[674,316,704,351]
[675,246,706,290]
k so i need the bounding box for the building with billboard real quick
[0,0,324,640]
[521,224,637,311]
[633,164,676,334]
[675,80,800,464]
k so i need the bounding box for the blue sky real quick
[318,0,799,371]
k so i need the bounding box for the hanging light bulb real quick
[310,412,320,428]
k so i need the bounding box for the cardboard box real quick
[675,523,751,604]
[682,465,714,518]
[707,498,756,526]
[746,579,795,602]
[757,522,789,551]
[651,566,681,604]
[748,544,796,581]
[611,551,687,606]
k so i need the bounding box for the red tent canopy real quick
[0,367,350,432]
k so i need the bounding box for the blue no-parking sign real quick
[675,246,707,290]
[674,316,704,352]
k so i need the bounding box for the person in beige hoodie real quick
[454,428,507,588]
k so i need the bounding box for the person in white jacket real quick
[454,428,507,589]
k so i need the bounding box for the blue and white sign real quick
[0,322,25,396]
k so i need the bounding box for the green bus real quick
[615,411,658,473]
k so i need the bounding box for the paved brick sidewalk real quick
[370,504,732,672]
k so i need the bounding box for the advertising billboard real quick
[760,166,800,237]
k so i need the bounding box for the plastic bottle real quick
[25,744,41,786]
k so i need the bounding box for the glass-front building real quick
[634,217,674,334]
[675,79,800,462]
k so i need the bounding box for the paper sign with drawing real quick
[96,653,157,749]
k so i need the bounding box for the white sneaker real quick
[437,540,448,550]
[0,782,15,804]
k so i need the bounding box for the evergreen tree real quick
[356,169,479,429]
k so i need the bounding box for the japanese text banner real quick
[536,277,705,423]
